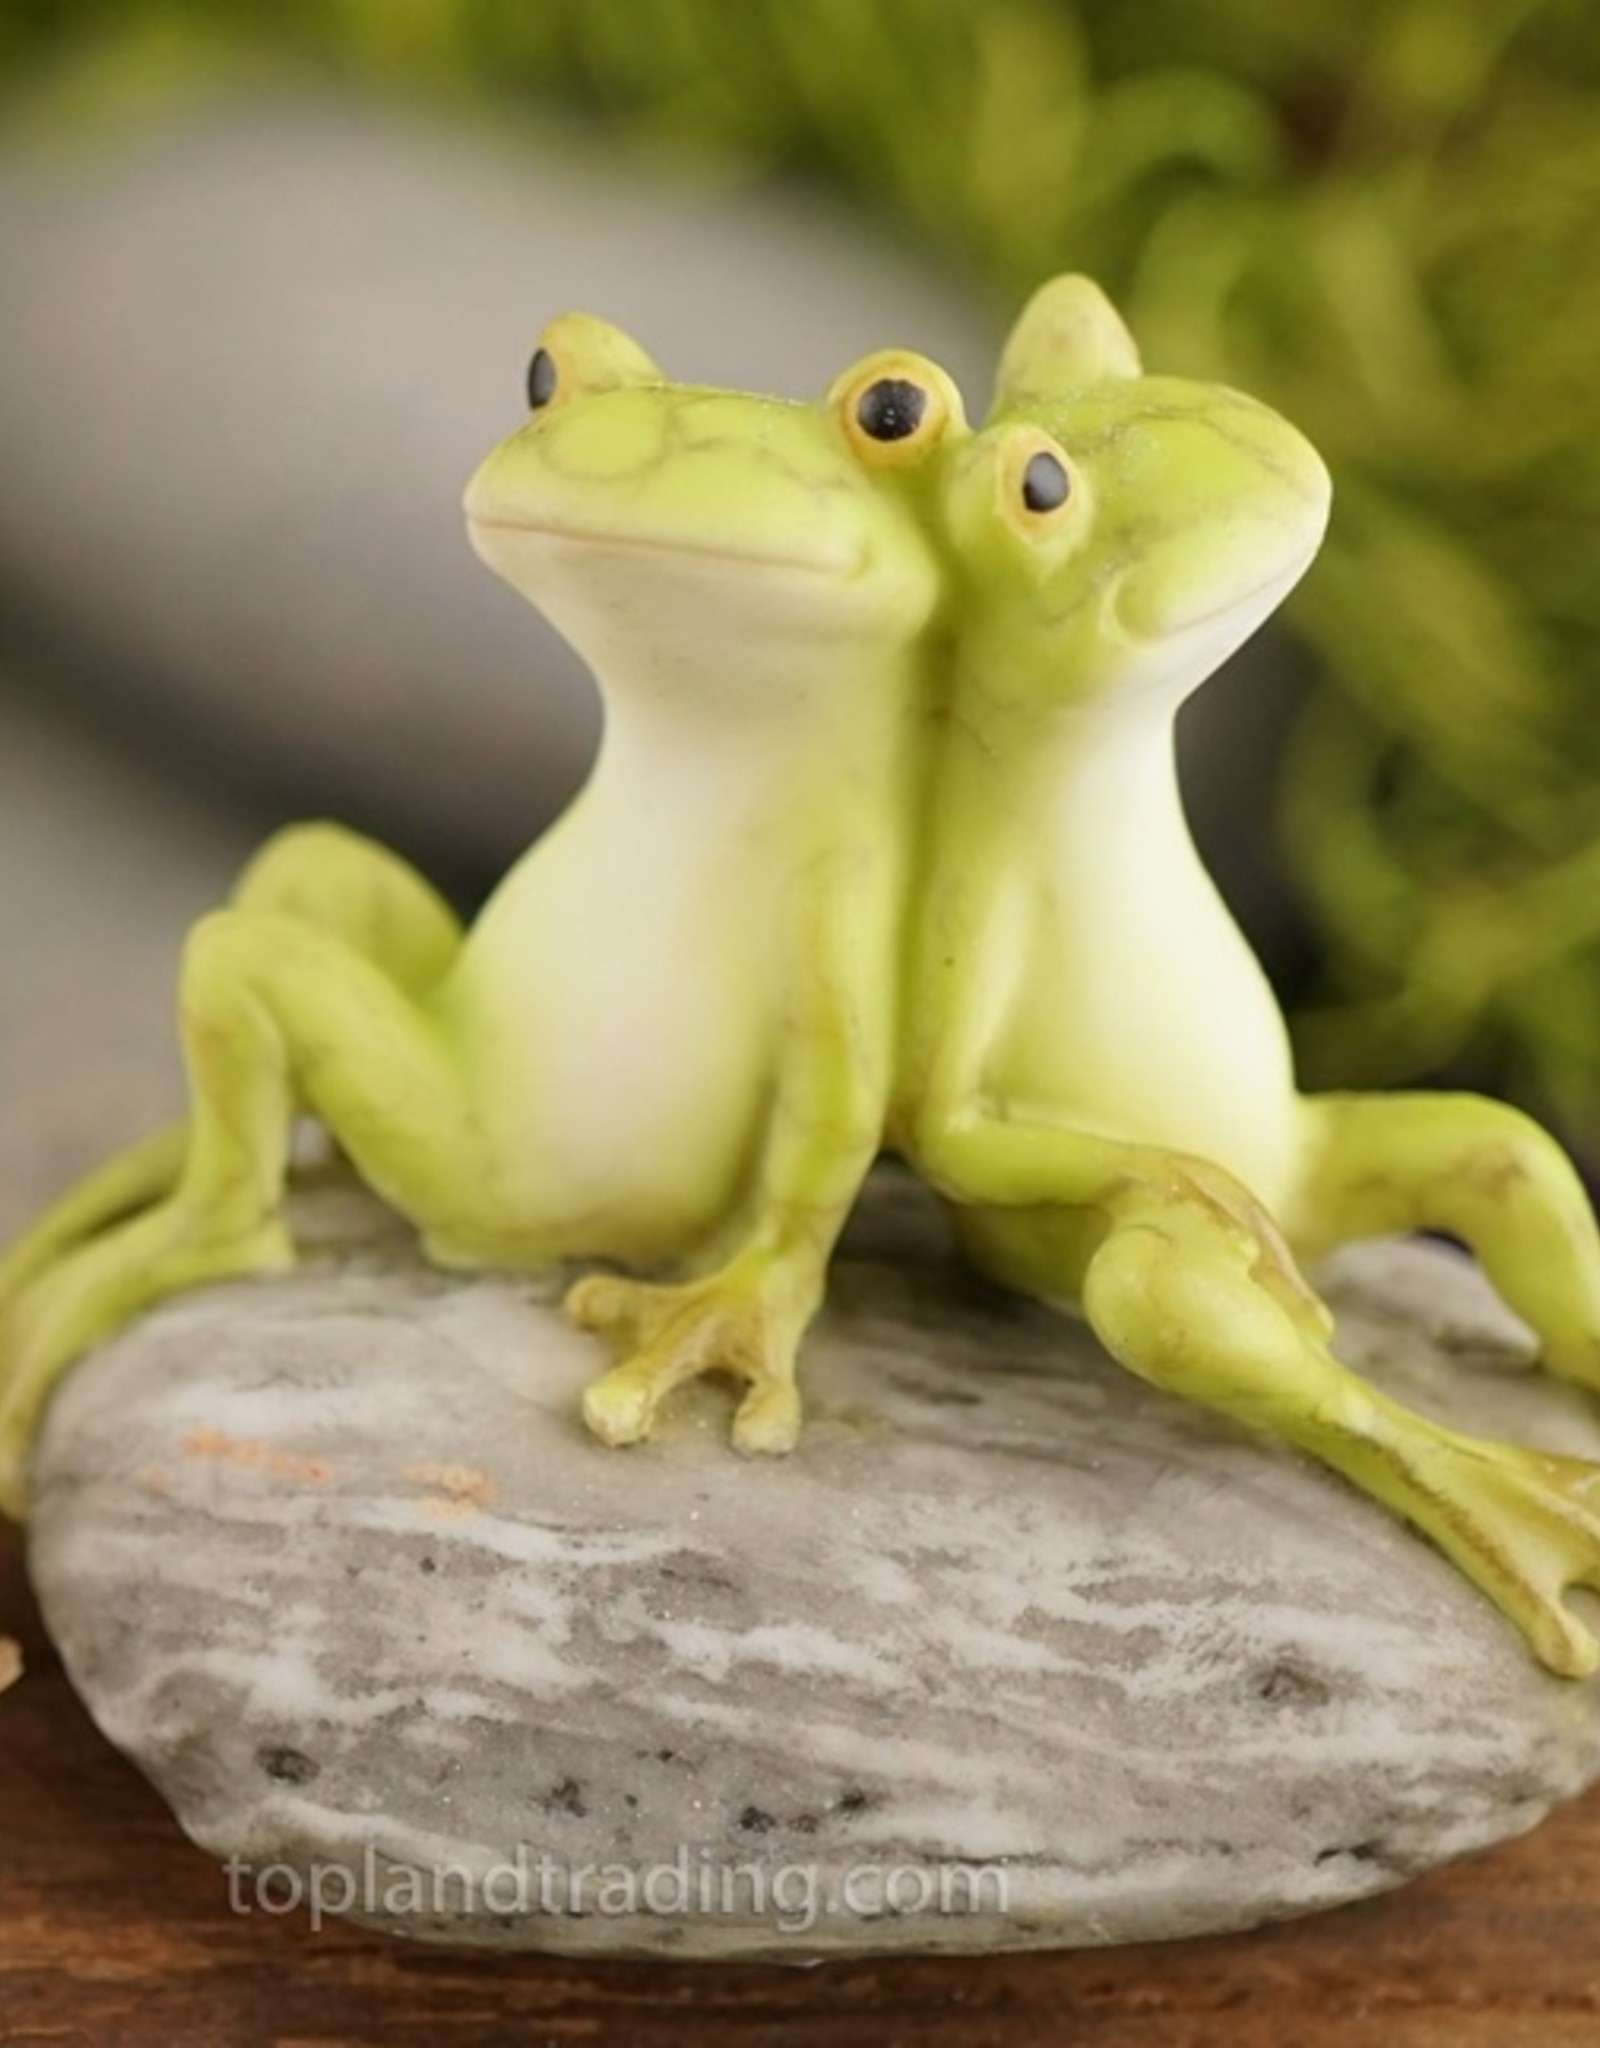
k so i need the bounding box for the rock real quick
[0,1637,18,1697]
[24,1171,1600,1958]
[0,91,993,877]
[0,680,255,1241]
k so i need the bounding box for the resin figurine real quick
[5,278,1600,1680]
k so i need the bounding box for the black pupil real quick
[526,347,558,410]
[1022,450,1070,513]
[856,378,927,443]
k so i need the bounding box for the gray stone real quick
[24,1171,1600,1959]
[0,92,993,870]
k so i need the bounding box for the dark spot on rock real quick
[739,1805,776,1834]
[837,1788,871,1816]
[623,1793,638,1809]
[546,1775,587,1817]
[1314,1841,1380,1866]
[257,1745,321,1786]
[656,1748,677,1763]
[419,1555,437,1574]
[1255,1659,1335,1708]
[793,1814,820,1835]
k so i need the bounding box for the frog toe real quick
[731,1378,803,1457]
[581,1363,660,1447]
[567,1262,808,1451]
[564,1272,659,1346]
[1433,1439,1600,1677]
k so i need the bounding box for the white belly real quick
[440,813,777,1257]
[985,873,1302,1211]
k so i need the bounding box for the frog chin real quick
[1109,537,1323,706]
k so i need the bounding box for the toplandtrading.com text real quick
[224,1845,1010,1936]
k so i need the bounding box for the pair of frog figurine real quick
[5,275,1600,1677]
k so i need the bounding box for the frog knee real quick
[230,820,378,910]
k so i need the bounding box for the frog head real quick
[463,313,963,714]
[938,276,1331,720]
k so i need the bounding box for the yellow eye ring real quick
[829,351,964,467]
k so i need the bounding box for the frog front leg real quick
[0,822,464,1310]
[0,910,497,1519]
[1287,1093,1600,1390]
[569,853,890,1455]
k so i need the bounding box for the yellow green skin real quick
[896,278,1600,1679]
[7,280,1600,1682]
[0,311,957,1508]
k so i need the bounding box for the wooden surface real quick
[4,1524,1600,2047]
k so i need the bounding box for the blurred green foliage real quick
[6,0,1600,1135]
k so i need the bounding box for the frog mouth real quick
[463,512,870,582]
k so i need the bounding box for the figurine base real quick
[25,1170,1600,1959]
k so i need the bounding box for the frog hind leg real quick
[1077,1177,1600,1677]
[0,1124,188,1308]
[0,823,464,1308]
[1287,1092,1600,1392]
[229,820,463,992]
[0,908,497,1520]
[918,1113,1600,1676]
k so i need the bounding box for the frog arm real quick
[570,847,891,1455]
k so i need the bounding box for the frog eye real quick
[832,351,964,468]
[856,378,927,443]
[520,315,665,416]
[526,346,559,411]
[1007,435,1077,524]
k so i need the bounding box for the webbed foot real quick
[1405,1433,1600,1677]
[567,1253,816,1454]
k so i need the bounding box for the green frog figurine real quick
[5,278,1600,1679]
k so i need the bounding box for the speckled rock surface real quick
[26,1174,1600,1959]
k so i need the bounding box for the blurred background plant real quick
[3,0,1599,1146]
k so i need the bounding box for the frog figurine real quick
[0,310,962,1511]
[6,280,1600,1682]
[896,276,1600,1677]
